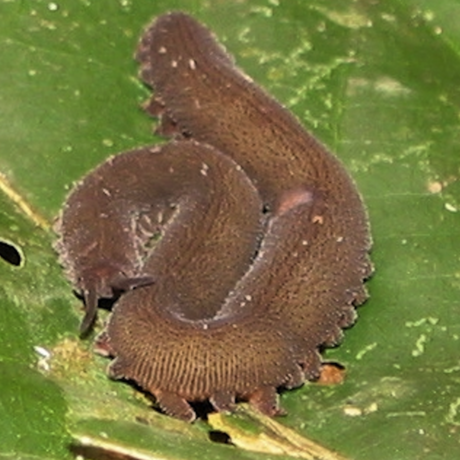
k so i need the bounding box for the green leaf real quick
[1,1,459,459]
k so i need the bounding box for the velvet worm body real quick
[56,12,372,422]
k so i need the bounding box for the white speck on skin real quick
[200,163,209,176]
[189,58,196,70]
[158,46,167,54]
[241,72,254,84]
[171,60,178,68]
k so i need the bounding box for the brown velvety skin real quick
[55,141,264,332]
[56,12,372,422]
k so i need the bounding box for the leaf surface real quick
[0,1,459,459]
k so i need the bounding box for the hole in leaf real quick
[0,240,22,266]
[189,399,214,420]
[209,430,232,445]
